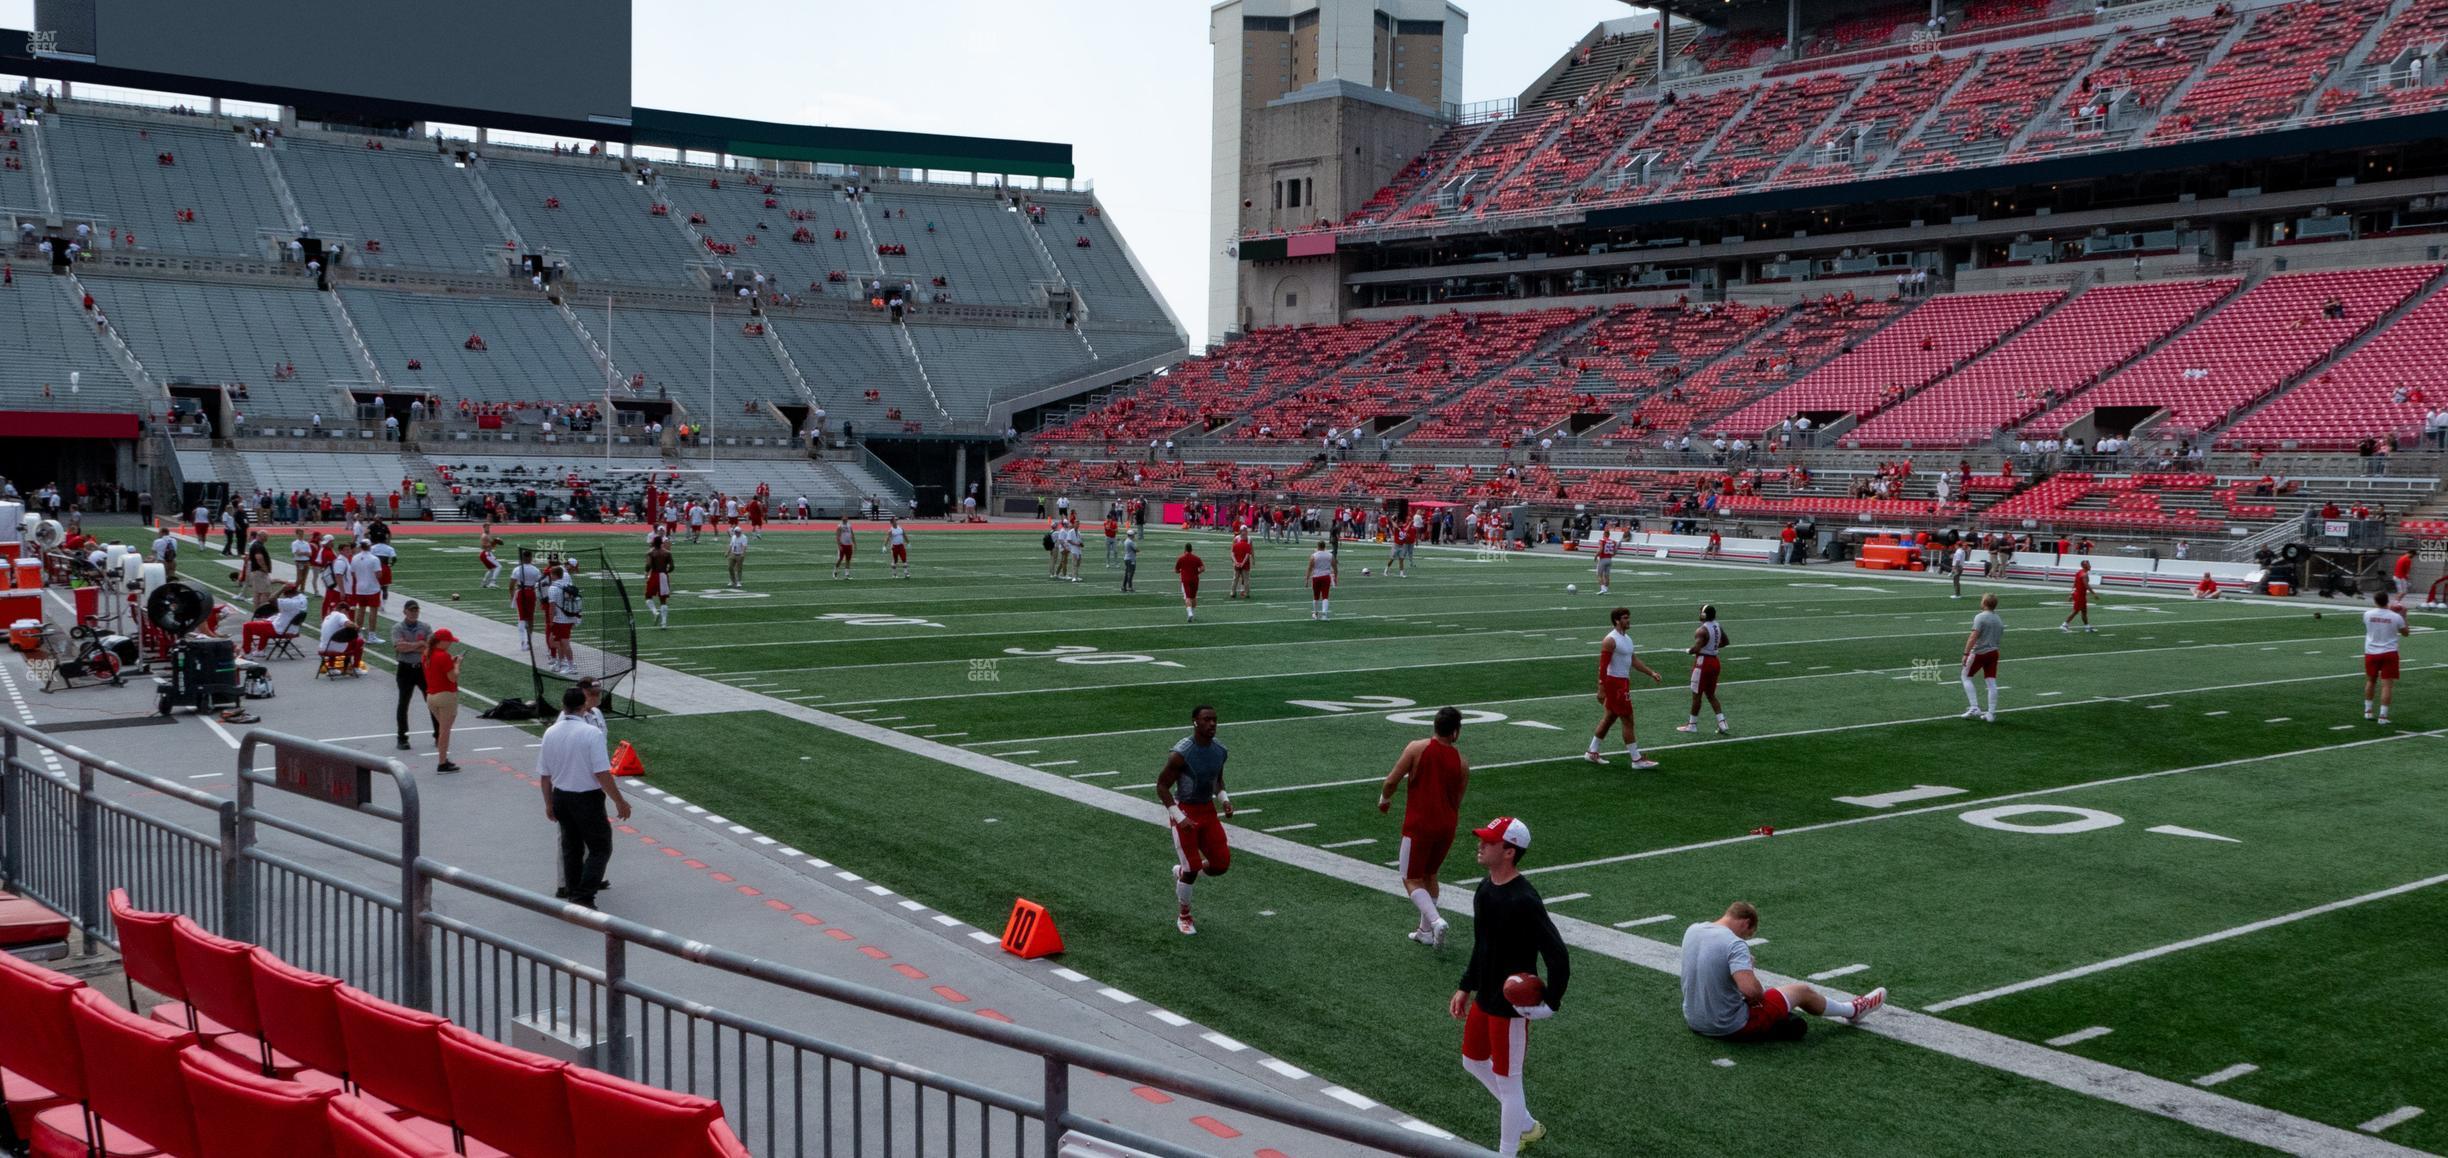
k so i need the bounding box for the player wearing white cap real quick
[1451,816,1566,1155]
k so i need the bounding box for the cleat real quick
[1583,751,1606,764]
[1518,1120,1548,1149]
[1429,917,1448,947]
[1962,707,1984,719]
[2059,623,2072,633]
[1716,725,1732,736]
[1406,928,1430,945]
[1847,987,1887,1023]
[2364,710,2376,720]
[2085,626,2097,633]
[1628,758,1660,770]
[1675,723,1700,733]
[1982,712,1996,723]
[1177,911,1197,936]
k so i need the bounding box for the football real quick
[1503,972,1543,1006]
[1361,567,1372,576]
[1566,583,1578,594]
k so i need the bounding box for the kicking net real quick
[523,541,639,717]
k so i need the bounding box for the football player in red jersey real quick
[1229,529,1254,599]
[2059,560,2095,633]
[1175,542,1204,622]
[1378,706,1469,946]
[1593,531,1618,594]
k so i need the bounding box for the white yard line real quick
[2359,1108,2425,1134]
[1924,871,2448,1013]
[959,629,2362,748]
[2193,1064,2259,1088]
[1529,728,2442,877]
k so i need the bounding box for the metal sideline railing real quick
[0,721,1486,1158]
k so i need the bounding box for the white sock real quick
[1409,887,1439,929]
[1823,997,1857,1019]
[1687,714,1698,725]
[1986,679,1998,714]
[1175,876,1194,906]
[1587,737,1602,754]
[1962,676,1980,710]
[1715,713,1727,726]
[2365,699,2375,713]
[1625,743,1641,761]
[1320,599,1329,616]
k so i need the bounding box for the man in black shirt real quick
[1450,816,1568,1154]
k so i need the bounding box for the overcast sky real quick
[633,1,1643,349]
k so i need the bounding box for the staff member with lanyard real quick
[540,688,630,910]
[392,600,431,751]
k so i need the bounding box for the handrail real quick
[417,860,1484,1158]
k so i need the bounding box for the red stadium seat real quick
[331,986,487,1154]
[108,888,229,1041]
[170,916,301,1076]
[249,949,348,1078]
[178,1045,336,1158]
[0,951,84,1140]
[564,1065,751,1158]
[0,891,70,949]
[326,1095,453,1158]
[436,1024,572,1158]
[64,986,200,1158]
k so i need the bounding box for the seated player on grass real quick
[1680,902,1884,1042]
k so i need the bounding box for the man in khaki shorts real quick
[425,629,464,772]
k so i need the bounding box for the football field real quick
[382,524,2448,1156]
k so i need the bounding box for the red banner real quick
[0,411,141,439]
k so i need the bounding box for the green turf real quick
[362,525,2444,1155]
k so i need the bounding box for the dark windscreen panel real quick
[81,0,631,125]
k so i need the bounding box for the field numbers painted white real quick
[1386,708,1509,727]
[1002,644,1181,668]
[1789,582,1888,594]
[1961,805,2123,835]
[694,589,772,600]
[1834,785,1968,809]
[821,611,942,627]
[1285,695,1418,714]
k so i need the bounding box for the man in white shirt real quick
[726,527,748,589]
[539,687,630,909]
[2363,591,2409,726]
[152,527,180,581]
[317,607,364,675]
[1307,539,1338,620]
[350,540,386,642]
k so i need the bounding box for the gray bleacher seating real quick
[677,181,869,295]
[0,124,40,211]
[281,141,506,275]
[85,277,356,416]
[45,111,283,257]
[593,305,794,416]
[906,325,1102,414]
[237,451,414,497]
[772,317,926,429]
[1032,198,1170,325]
[864,188,1055,305]
[484,156,702,287]
[343,289,604,404]
[0,281,132,409]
